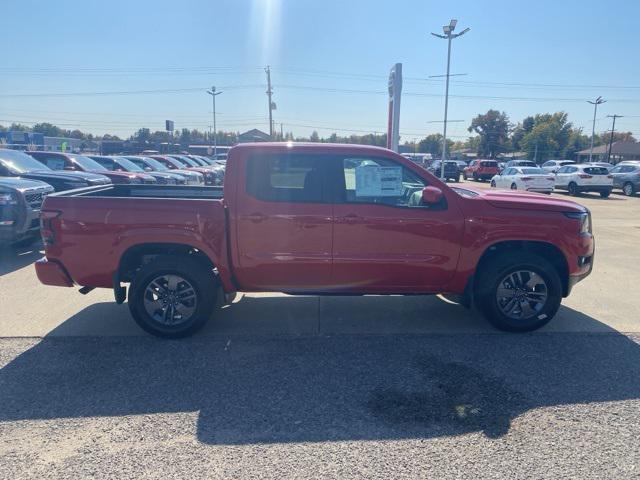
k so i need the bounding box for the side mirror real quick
[64,165,76,171]
[421,186,444,205]
[144,167,152,172]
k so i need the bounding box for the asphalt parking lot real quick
[1,180,639,478]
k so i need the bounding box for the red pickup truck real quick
[35,143,594,337]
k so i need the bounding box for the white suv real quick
[541,159,575,174]
[554,164,613,197]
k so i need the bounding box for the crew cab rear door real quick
[330,155,464,292]
[232,151,333,290]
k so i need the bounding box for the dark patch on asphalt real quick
[367,356,527,438]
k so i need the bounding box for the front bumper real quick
[35,257,74,287]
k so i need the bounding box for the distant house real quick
[576,141,640,164]
[238,129,271,143]
[451,148,478,161]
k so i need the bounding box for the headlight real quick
[564,211,591,234]
[0,192,18,205]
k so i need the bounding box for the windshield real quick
[174,156,198,167]
[0,149,52,173]
[519,168,546,174]
[115,157,145,172]
[70,154,108,171]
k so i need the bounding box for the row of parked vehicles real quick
[411,155,639,198]
[0,149,226,246]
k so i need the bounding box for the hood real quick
[87,170,147,182]
[21,170,109,183]
[462,186,586,213]
[0,176,53,192]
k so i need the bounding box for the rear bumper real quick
[576,185,612,193]
[35,257,74,287]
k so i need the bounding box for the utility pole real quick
[265,66,274,139]
[280,123,284,140]
[431,19,470,179]
[587,96,606,163]
[207,86,222,156]
[606,114,623,163]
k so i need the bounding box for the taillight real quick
[578,174,592,179]
[520,176,533,181]
[40,210,61,246]
[607,174,613,179]
[546,177,554,181]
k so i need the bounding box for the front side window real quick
[341,157,426,207]
[246,153,327,203]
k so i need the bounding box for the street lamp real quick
[587,96,606,163]
[432,19,470,179]
[207,86,222,156]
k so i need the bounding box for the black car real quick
[428,160,461,182]
[0,149,111,191]
[0,176,54,246]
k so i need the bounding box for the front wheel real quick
[490,180,496,188]
[128,255,218,338]
[510,183,518,190]
[623,182,635,196]
[475,252,562,332]
[599,189,611,198]
[568,182,579,196]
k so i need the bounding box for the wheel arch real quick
[474,240,570,297]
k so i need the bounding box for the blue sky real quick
[1,0,639,141]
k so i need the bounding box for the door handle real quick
[342,213,360,224]
[246,212,267,223]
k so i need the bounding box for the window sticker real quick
[355,165,403,197]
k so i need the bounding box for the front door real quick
[234,152,333,291]
[330,156,464,293]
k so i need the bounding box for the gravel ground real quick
[0,333,639,479]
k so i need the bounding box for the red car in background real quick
[27,151,157,184]
[463,159,500,182]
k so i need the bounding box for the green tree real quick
[468,110,510,158]
[520,112,573,162]
[309,131,320,142]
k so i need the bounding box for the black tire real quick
[599,189,611,198]
[568,182,579,196]
[473,172,478,182]
[623,182,635,196]
[128,255,218,338]
[474,252,562,332]
[490,180,496,188]
[463,172,468,180]
[12,234,40,248]
[510,183,517,190]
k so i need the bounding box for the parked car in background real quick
[554,164,613,197]
[154,155,216,185]
[463,159,500,181]
[453,160,468,171]
[0,149,110,191]
[87,156,177,185]
[503,160,537,169]
[490,167,555,193]
[127,156,202,185]
[609,163,640,196]
[0,177,54,246]
[27,151,155,185]
[587,162,614,170]
[428,160,460,182]
[541,160,575,174]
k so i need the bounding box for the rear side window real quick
[246,154,327,203]
[38,155,66,170]
[481,161,498,167]
[583,167,609,175]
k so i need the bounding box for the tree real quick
[309,131,320,142]
[597,131,636,145]
[468,110,510,158]
[519,112,573,162]
[417,133,452,157]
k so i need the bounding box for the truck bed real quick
[40,184,229,289]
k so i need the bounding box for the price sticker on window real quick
[355,165,403,197]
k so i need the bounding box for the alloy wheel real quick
[496,270,548,320]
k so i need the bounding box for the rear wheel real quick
[510,183,518,190]
[623,182,635,196]
[475,252,562,332]
[490,180,496,188]
[568,182,579,196]
[128,255,218,338]
[599,189,611,198]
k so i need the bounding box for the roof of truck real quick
[233,142,395,154]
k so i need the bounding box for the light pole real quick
[587,96,605,163]
[432,19,469,179]
[207,86,222,156]
[606,114,623,163]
